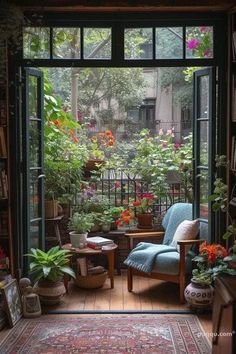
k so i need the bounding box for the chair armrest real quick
[125,231,164,250]
[177,239,205,246]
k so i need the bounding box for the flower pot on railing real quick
[137,213,153,229]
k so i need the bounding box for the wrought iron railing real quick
[95,168,189,216]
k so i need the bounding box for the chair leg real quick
[179,275,186,304]
[127,267,133,292]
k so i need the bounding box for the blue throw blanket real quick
[124,242,177,273]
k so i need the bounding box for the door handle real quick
[38,174,45,179]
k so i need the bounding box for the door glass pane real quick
[30,220,40,249]
[29,120,40,167]
[156,27,183,59]
[23,27,50,59]
[186,26,213,59]
[29,76,38,118]
[83,28,111,59]
[30,170,40,220]
[199,170,209,219]
[125,28,153,59]
[200,121,208,166]
[53,28,81,59]
[199,76,209,118]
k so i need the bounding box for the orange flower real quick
[108,140,114,146]
[54,119,62,128]
[105,130,113,137]
[72,136,79,143]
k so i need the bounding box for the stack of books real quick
[87,236,114,250]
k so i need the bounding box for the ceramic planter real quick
[69,231,87,248]
[184,280,214,308]
[137,213,153,229]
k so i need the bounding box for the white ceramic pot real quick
[184,280,214,308]
[69,231,87,248]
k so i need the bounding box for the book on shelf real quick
[0,101,6,126]
[231,136,236,170]
[86,236,114,246]
[0,169,8,198]
[233,32,236,61]
[0,127,7,157]
[77,257,87,276]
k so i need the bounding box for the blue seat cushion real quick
[152,251,193,275]
[162,203,193,245]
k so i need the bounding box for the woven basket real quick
[75,271,108,289]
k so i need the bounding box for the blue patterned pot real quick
[184,280,214,308]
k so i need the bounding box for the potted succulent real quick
[69,212,94,248]
[24,246,75,305]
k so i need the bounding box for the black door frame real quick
[9,12,228,276]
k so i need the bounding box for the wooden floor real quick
[45,271,212,334]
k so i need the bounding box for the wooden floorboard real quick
[41,271,212,335]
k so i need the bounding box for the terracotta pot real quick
[33,279,66,305]
[184,280,214,308]
[45,200,58,219]
[137,213,153,229]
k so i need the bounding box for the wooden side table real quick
[62,243,118,292]
[45,215,63,247]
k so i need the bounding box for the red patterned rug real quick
[0,314,211,354]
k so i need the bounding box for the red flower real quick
[133,200,141,207]
[114,181,121,188]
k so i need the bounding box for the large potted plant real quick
[184,241,236,308]
[69,212,95,248]
[25,246,75,305]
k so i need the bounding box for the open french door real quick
[193,67,216,242]
[22,68,45,272]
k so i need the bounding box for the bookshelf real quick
[0,40,13,275]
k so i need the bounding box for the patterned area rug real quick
[0,314,211,354]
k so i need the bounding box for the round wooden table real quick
[62,243,118,291]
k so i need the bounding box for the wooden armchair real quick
[125,203,205,303]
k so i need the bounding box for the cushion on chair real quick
[170,219,199,252]
[152,252,193,275]
[162,203,193,245]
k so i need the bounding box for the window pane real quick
[30,220,40,248]
[199,170,209,219]
[125,28,153,59]
[84,28,111,59]
[199,76,209,118]
[53,28,80,59]
[156,27,183,59]
[200,121,208,166]
[23,27,50,59]
[186,26,213,59]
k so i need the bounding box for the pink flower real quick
[175,143,181,149]
[89,122,95,128]
[114,181,121,189]
[200,26,211,33]
[138,192,155,200]
[203,49,212,58]
[187,38,200,50]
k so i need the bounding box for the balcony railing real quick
[94,168,189,216]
